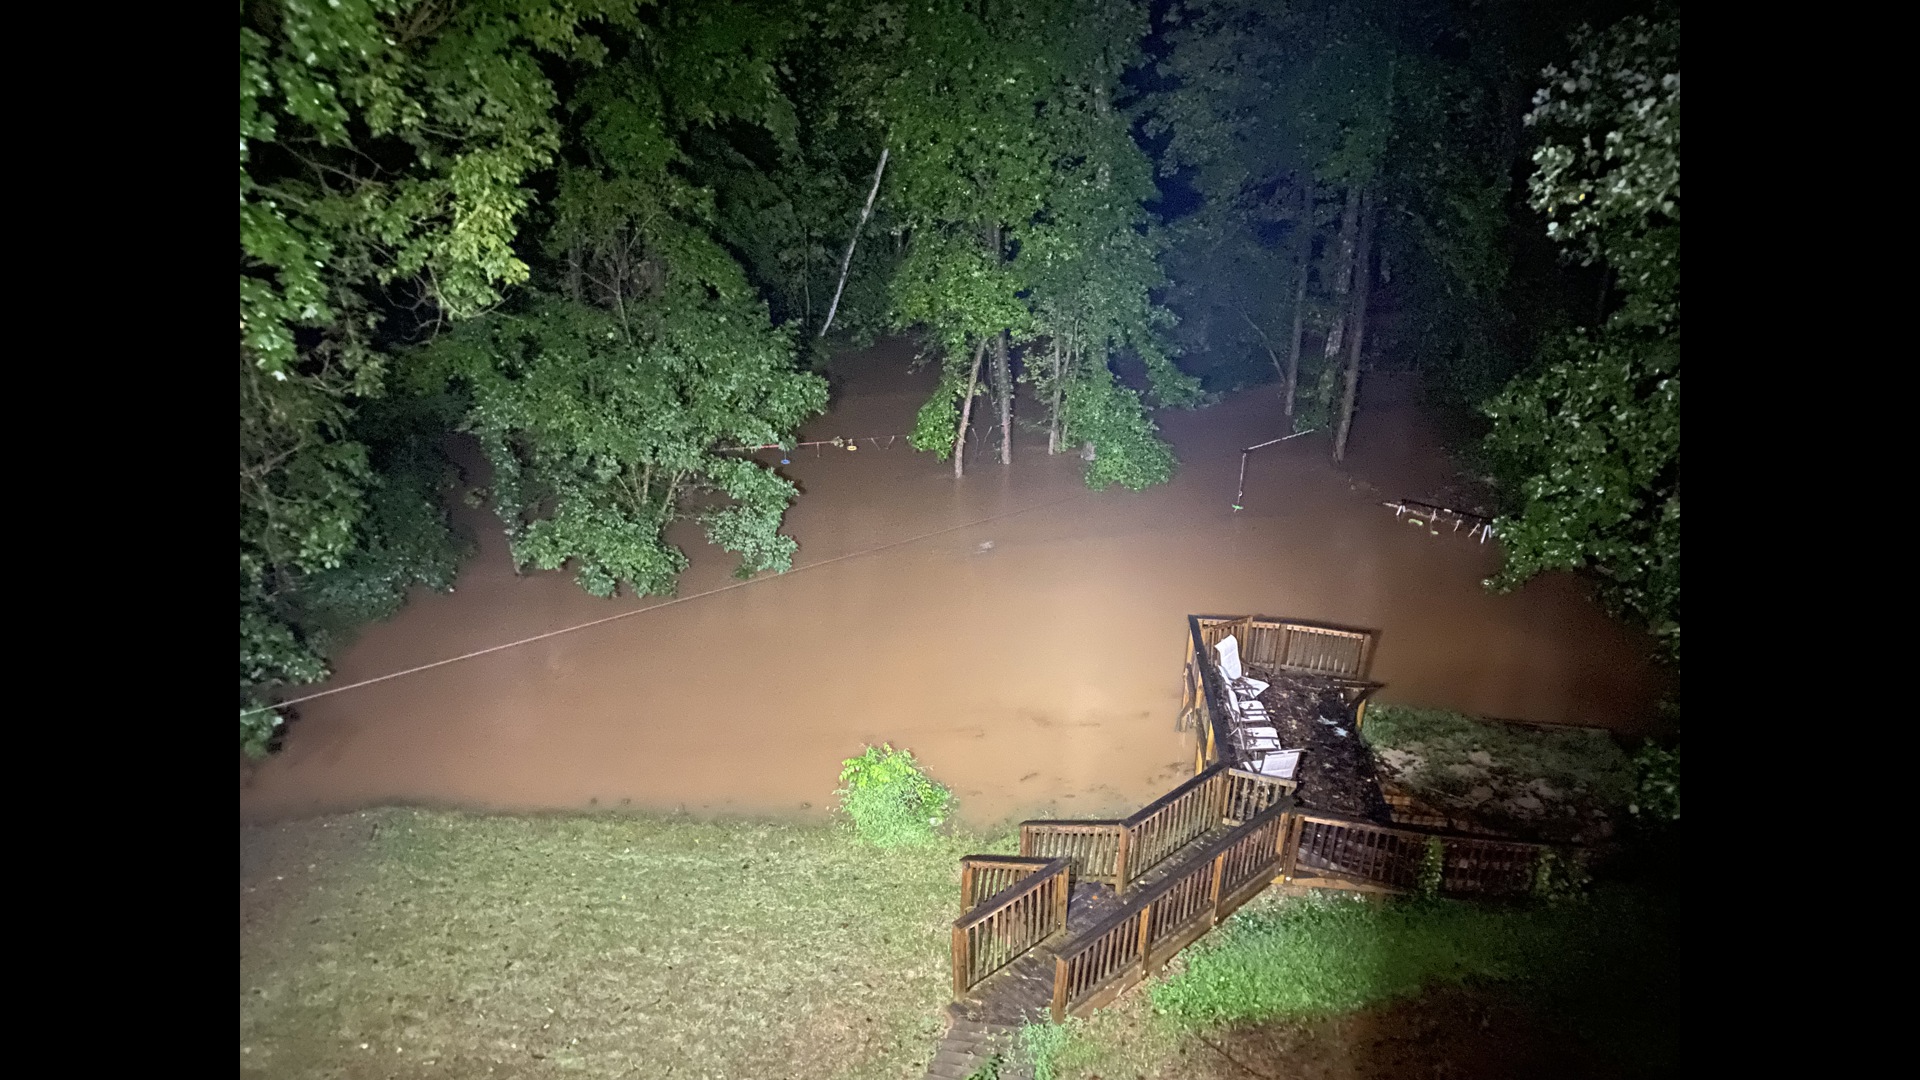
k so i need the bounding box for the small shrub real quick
[962,1052,1002,1080]
[1531,846,1592,905]
[240,706,285,759]
[1628,741,1680,823]
[835,744,954,847]
[1416,837,1446,899]
[1019,1019,1077,1080]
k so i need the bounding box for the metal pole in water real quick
[1232,429,1316,512]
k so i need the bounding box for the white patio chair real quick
[1225,687,1273,729]
[1213,635,1271,697]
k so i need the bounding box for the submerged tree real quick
[239,0,639,752]
[1484,11,1680,659]
[828,0,1194,487]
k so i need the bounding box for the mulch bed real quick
[1244,670,1393,824]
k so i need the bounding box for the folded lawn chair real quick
[1225,684,1271,723]
[1251,748,1303,780]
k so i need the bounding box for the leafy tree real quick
[239,0,638,747]
[830,0,1193,484]
[424,17,828,596]
[1484,11,1679,660]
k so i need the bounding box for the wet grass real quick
[1362,703,1635,808]
[240,808,1014,1080]
[1021,883,1678,1079]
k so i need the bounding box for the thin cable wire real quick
[247,489,1087,716]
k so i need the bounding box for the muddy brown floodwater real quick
[240,337,1672,828]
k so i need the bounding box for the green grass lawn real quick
[1020,883,1678,1080]
[1361,703,1635,840]
[240,808,1007,1079]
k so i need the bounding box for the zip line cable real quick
[244,489,1089,718]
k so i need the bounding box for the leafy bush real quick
[239,706,285,760]
[1416,837,1445,900]
[1019,1019,1080,1080]
[1628,741,1680,823]
[1530,847,1592,905]
[835,745,954,847]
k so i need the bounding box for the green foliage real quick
[962,1053,1003,1080]
[1524,13,1680,330]
[426,292,823,596]
[1530,847,1593,905]
[1149,887,1651,1025]
[238,0,640,744]
[1628,741,1680,823]
[1488,9,1680,662]
[817,0,1190,478]
[1485,329,1680,656]
[1416,837,1446,900]
[239,706,285,760]
[1019,1019,1079,1080]
[1291,355,1340,435]
[835,744,955,848]
[1062,375,1176,491]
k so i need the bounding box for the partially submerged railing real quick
[952,856,1072,997]
[1051,799,1293,1020]
[1285,810,1541,896]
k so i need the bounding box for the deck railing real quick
[1050,800,1292,1020]
[1019,821,1124,884]
[1193,615,1378,679]
[1185,615,1384,774]
[1224,767,1297,824]
[952,856,1072,997]
[1020,762,1290,893]
[1285,810,1542,896]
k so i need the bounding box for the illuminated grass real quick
[1020,886,1677,1079]
[240,808,1002,1079]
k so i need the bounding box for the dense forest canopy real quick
[240,0,1679,753]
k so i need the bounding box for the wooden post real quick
[1207,851,1227,926]
[959,863,975,909]
[1115,827,1132,892]
[1135,909,1153,980]
[952,925,970,999]
[1279,815,1300,882]
[1052,956,1069,1023]
[1054,871,1069,936]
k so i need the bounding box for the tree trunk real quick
[1333,189,1374,464]
[953,336,987,479]
[1048,338,1063,454]
[819,147,889,339]
[1323,185,1361,360]
[994,328,1012,465]
[1284,179,1311,417]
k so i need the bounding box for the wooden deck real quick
[923,614,1579,1080]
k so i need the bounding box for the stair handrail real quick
[951,856,1072,997]
[1049,797,1294,1020]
